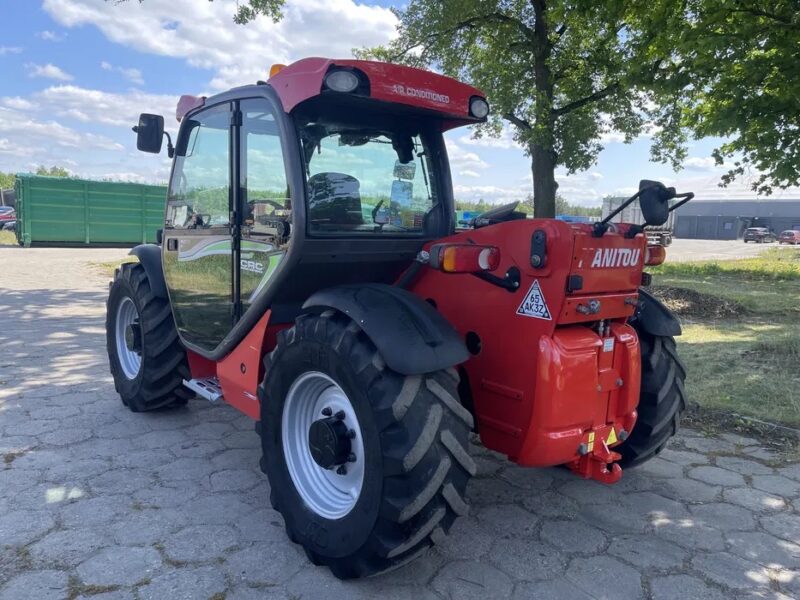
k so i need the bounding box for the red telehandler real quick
[106,57,691,578]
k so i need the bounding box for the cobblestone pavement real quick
[2,247,800,600]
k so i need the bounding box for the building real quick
[674,198,800,240]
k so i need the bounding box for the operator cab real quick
[135,58,489,358]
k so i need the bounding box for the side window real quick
[167,103,230,230]
[239,98,290,307]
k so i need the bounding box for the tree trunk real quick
[531,144,557,218]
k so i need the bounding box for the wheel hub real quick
[308,413,352,470]
[125,323,142,353]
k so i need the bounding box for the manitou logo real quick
[591,248,642,268]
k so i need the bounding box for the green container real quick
[15,174,167,247]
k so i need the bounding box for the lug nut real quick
[321,407,332,416]
[347,429,356,439]
[347,453,356,463]
[334,410,345,420]
[336,465,347,475]
[618,429,629,441]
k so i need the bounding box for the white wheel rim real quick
[115,296,142,379]
[282,372,365,519]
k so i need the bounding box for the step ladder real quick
[183,377,223,402]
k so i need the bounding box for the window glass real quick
[167,104,230,229]
[304,131,435,235]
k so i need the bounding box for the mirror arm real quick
[593,188,646,237]
[667,192,694,212]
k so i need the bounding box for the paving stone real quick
[691,551,771,590]
[523,491,581,520]
[0,468,41,492]
[681,436,736,454]
[719,432,760,447]
[760,513,800,544]
[183,494,256,525]
[137,566,227,600]
[559,480,621,505]
[169,439,226,459]
[566,555,643,600]
[435,515,494,560]
[28,528,110,567]
[689,466,746,487]
[540,519,607,554]
[108,508,187,546]
[741,447,777,461]
[0,570,68,600]
[207,468,261,492]
[0,509,55,546]
[653,518,726,551]
[224,542,305,585]
[431,560,514,600]
[226,587,292,600]
[59,495,130,528]
[499,466,554,490]
[723,487,788,513]
[512,579,595,600]
[606,534,688,570]
[476,504,540,538]
[473,456,503,477]
[778,464,800,482]
[155,458,216,482]
[751,475,800,497]
[727,531,800,569]
[638,457,685,478]
[690,502,758,531]
[232,508,286,543]
[650,574,726,600]
[75,591,136,600]
[716,456,774,476]
[88,469,156,495]
[162,525,239,562]
[466,476,526,506]
[287,565,437,600]
[656,476,722,503]
[488,537,566,581]
[76,546,162,586]
[576,501,650,534]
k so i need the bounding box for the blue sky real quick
[1,0,794,205]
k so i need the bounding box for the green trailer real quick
[14,174,167,247]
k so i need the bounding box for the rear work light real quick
[429,244,500,273]
[469,96,490,119]
[645,245,666,266]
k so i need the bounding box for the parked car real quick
[0,206,15,228]
[779,230,800,245]
[2,220,15,231]
[743,227,777,243]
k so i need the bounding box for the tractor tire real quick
[106,262,191,412]
[259,310,475,579]
[617,327,687,467]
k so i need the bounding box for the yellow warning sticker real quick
[606,428,618,445]
[587,432,595,452]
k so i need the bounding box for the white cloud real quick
[459,125,522,150]
[100,61,145,85]
[38,30,66,42]
[454,184,530,205]
[0,46,23,55]
[683,156,718,171]
[27,63,74,81]
[1,97,37,111]
[446,139,489,174]
[43,0,398,90]
[459,170,480,178]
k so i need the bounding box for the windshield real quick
[300,126,437,235]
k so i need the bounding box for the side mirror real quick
[638,180,674,227]
[134,113,165,154]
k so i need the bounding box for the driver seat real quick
[307,172,363,228]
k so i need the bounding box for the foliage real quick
[652,247,800,282]
[455,194,600,217]
[358,1,682,217]
[0,172,14,189]
[35,165,70,177]
[110,0,284,23]
[652,0,800,195]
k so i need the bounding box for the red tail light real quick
[645,245,666,266]
[429,244,500,273]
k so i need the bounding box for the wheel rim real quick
[282,372,365,519]
[115,296,142,379]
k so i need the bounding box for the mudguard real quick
[633,287,682,337]
[128,244,167,299]
[302,283,468,375]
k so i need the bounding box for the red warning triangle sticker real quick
[516,280,552,320]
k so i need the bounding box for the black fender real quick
[302,283,468,376]
[633,287,682,337]
[128,244,167,299]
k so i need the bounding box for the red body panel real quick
[268,57,485,129]
[409,219,645,468]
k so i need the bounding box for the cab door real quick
[162,102,235,352]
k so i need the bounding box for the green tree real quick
[653,1,800,195]
[358,1,679,217]
[35,165,70,177]
[110,0,284,23]
[0,172,15,189]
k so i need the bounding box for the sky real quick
[1,0,798,206]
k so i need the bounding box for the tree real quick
[35,166,70,177]
[109,0,284,23]
[0,173,14,190]
[653,1,800,195]
[358,1,679,217]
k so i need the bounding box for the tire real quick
[106,262,191,412]
[259,310,475,579]
[617,326,687,467]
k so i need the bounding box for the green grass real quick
[650,248,800,427]
[0,230,17,245]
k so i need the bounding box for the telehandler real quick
[107,57,690,578]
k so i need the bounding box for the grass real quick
[650,247,800,428]
[0,230,17,245]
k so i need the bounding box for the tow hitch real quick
[568,426,625,484]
